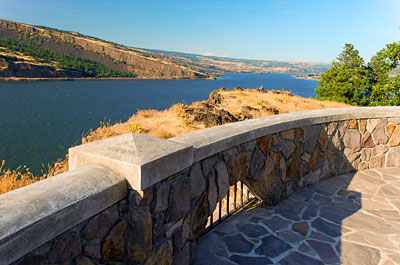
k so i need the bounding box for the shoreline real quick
[291,74,320,81]
[0,76,218,82]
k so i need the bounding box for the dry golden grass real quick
[0,160,45,194]
[0,158,68,195]
[0,88,351,195]
[218,89,350,117]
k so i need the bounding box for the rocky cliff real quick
[0,19,209,79]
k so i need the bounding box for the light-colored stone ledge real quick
[172,107,400,162]
[0,165,127,265]
[69,133,193,190]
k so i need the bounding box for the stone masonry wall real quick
[12,117,400,265]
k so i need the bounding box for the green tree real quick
[316,44,371,105]
[369,42,400,106]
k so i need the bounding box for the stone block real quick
[118,199,128,217]
[181,216,190,245]
[386,123,396,137]
[190,194,209,242]
[305,125,322,153]
[215,161,230,201]
[389,126,400,147]
[258,157,277,195]
[358,119,367,134]
[238,139,256,153]
[167,177,190,222]
[287,148,301,178]
[343,129,361,151]
[351,159,361,171]
[81,206,119,241]
[279,158,287,182]
[153,182,170,213]
[165,218,183,239]
[372,125,389,145]
[367,119,380,133]
[256,135,274,155]
[145,240,173,265]
[101,220,127,263]
[310,149,319,171]
[201,155,218,175]
[226,153,251,185]
[128,207,152,263]
[338,120,350,137]
[348,120,358,129]
[327,122,337,135]
[358,161,369,171]
[275,139,296,159]
[207,172,218,213]
[344,148,360,163]
[319,130,329,150]
[152,213,164,244]
[336,153,348,174]
[46,232,82,264]
[270,149,282,163]
[369,155,384,168]
[248,147,266,180]
[361,131,374,148]
[281,129,295,140]
[386,147,400,167]
[361,148,372,161]
[294,127,305,140]
[83,243,101,259]
[331,131,344,151]
[189,163,206,199]
[372,145,389,155]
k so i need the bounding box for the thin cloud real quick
[203,52,227,57]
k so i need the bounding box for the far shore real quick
[292,74,320,81]
[0,76,217,82]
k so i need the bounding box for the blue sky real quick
[1,0,399,62]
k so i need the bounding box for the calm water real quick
[0,73,318,173]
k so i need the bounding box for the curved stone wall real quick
[2,107,400,264]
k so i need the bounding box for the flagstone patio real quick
[194,168,400,265]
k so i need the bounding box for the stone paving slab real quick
[194,168,400,265]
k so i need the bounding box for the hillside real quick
[0,19,331,79]
[147,49,331,75]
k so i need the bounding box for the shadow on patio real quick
[194,168,400,265]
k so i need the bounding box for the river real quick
[0,73,318,173]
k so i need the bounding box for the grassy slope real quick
[0,88,350,194]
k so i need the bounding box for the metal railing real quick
[206,181,257,232]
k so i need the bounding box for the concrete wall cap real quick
[171,107,400,162]
[69,133,193,190]
[0,165,127,265]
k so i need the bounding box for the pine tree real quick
[369,42,400,106]
[316,44,371,105]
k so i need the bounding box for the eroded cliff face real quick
[0,19,209,79]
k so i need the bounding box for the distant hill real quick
[0,18,331,79]
[145,48,331,75]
